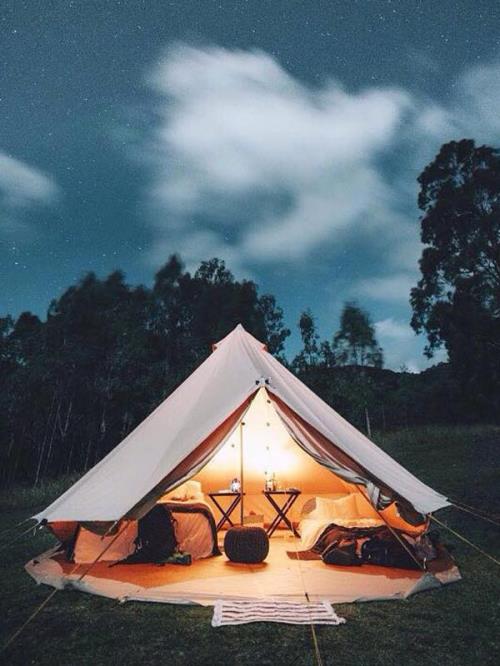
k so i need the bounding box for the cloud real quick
[376,317,414,341]
[350,60,500,318]
[410,61,500,153]
[128,45,500,370]
[375,317,448,372]
[375,318,425,372]
[454,62,500,141]
[135,46,500,274]
[356,273,415,304]
[0,152,59,236]
[142,44,412,269]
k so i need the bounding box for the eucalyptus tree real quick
[333,302,383,369]
[411,139,500,416]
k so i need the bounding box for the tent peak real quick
[212,324,267,351]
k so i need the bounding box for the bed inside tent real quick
[26,386,461,606]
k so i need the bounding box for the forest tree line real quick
[0,139,498,486]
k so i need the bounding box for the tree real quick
[150,256,290,372]
[292,310,319,371]
[256,294,290,358]
[0,255,291,486]
[410,139,500,416]
[292,310,336,372]
[333,302,383,368]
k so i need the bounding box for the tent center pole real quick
[240,421,244,525]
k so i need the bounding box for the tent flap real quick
[269,393,395,509]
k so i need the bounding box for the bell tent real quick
[26,324,460,605]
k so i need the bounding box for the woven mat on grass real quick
[211,599,346,626]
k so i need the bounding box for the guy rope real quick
[1,519,129,654]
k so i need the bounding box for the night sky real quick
[2,1,500,369]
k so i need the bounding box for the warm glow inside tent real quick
[194,388,355,519]
[26,324,461,605]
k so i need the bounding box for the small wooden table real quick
[208,491,245,531]
[262,489,301,537]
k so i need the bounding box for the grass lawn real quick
[1,425,499,665]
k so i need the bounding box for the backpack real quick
[321,539,361,566]
[120,505,178,564]
[361,536,420,570]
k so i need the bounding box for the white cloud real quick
[376,317,414,341]
[0,152,59,236]
[375,317,422,372]
[118,45,500,371]
[454,62,500,141]
[140,48,500,274]
[375,317,448,372]
[356,273,415,303]
[141,44,412,269]
[410,61,500,159]
[133,46,500,274]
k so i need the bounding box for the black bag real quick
[361,536,420,570]
[120,505,178,564]
[321,539,361,566]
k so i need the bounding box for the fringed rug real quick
[211,599,346,626]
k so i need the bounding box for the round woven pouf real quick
[224,526,269,563]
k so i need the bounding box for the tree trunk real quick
[34,397,56,486]
[43,401,62,479]
[365,407,372,439]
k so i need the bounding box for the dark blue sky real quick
[1,1,500,368]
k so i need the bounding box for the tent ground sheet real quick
[26,533,461,606]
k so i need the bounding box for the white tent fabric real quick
[34,324,449,524]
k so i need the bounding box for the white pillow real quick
[166,479,203,501]
[185,479,203,500]
[167,482,189,501]
[306,495,343,520]
[312,494,358,521]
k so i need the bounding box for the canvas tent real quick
[27,324,460,605]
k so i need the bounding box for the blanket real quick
[288,523,386,561]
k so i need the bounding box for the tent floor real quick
[26,533,461,606]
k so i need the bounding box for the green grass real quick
[0,473,81,513]
[1,425,499,665]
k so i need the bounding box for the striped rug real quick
[211,599,346,626]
